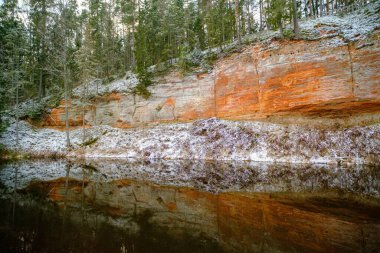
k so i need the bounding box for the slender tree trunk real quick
[15,67,19,149]
[222,9,225,46]
[265,1,270,30]
[259,0,263,30]
[320,0,324,16]
[293,0,299,37]
[11,8,20,150]
[60,0,70,148]
[38,68,43,100]
[246,0,252,33]
[326,0,330,14]
[278,17,283,37]
[311,0,316,17]
[235,0,241,44]
[304,0,308,17]
[64,47,70,148]
[131,0,136,68]
[38,0,47,99]
[82,81,87,144]
[315,0,319,16]
[82,105,85,142]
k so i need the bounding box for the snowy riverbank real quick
[1,118,379,165]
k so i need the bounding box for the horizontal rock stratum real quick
[42,30,380,129]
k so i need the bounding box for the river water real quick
[0,159,379,253]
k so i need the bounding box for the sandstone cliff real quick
[2,4,379,165]
[42,29,380,128]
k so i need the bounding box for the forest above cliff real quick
[1,0,378,125]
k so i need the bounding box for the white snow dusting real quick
[1,118,379,165]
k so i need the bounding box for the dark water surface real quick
[0,159,379,253]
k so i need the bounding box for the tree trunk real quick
[235,0,241,44]
[278,17,283,37]
[315,0,319,16]
[311,0,316,17]
[131,0,136,68]
[293,0,299,37]
[222,9,225,45]
[15,66,19,149]
[39,0,47,100]
[326,0,330,14]
[259,0,263,30]
[64,47,70,149]
[320,0,324,16]
[38,68,43,100]
[265,2,270,30]
[82,82,86,144]
[304,0,308,17]
[82,105,86,142]
[246,0,252,33]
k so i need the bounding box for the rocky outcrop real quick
[42,30,380,129]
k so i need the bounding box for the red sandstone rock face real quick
[42,32,380,128]
[215,32,380,119]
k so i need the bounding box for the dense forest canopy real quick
[0,0,369,123]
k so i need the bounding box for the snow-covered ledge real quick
[1,118,379,165]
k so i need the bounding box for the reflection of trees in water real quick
[0,197,222,253]
[12,166,17,227]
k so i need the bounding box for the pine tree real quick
[0,0,29,144]
[75,22,99,141]
[30,0,52,100]
[266,0,289,36]
[54,0,79,148]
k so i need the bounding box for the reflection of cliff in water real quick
[0,160,380,253]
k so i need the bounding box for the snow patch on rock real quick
[72,72,139,98]
[300,1,380,42]
[1,118,379,165]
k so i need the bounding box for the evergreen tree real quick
[266,0,289,36]
[0,0,29,140]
